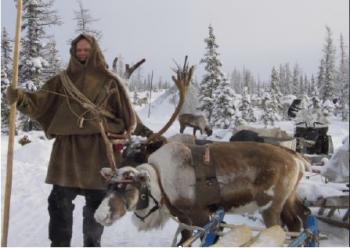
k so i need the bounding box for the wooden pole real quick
[2,0,23,246]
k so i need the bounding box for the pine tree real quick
[278,64,286,95]
[1,27,13,80]
[337,34,349,121]
[299,75,304,96]
[304,75,309,96]
[239,86,256,123]
[317,58,325,90]
[1,69,11,133]
[284,63,292,95]
[73,0,102,40]
[20,0,61,89]
[260,92,275,127]
[320,26,336,102]
[199,25,225,123]
[291,64,300,96]
[261,67,282,127]
[230,68,242,94]
[19,0,61,131]
[269,67,283,119]
[211,78,236,128]
[42,39,62,80]
[1,27,13,132]
[242,67,253,94]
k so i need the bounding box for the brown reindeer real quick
[178,113,213,137]
[95,141,311,245]
[95,57,310,246]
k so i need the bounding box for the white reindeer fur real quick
[132,142,196,230]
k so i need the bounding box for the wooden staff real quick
[2,0,23,246]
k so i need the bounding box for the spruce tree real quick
[269,67,283,119]
[198,25,225,124]
[1,27,13,132]
[230,68,242,94]
[260,92,275,127]
[42,39,62,80]
[1,70,11,133]
[19,0,61,131]
[320,26,336,102]
[337,34,349,121]
[211,78,236,128]
[20,0,61,89]
[73,0,102,40]
[1,27,13,80]
[239,86,256,123]
[260,67,282,127]
[284,63,292,95]
[291,64,300,96]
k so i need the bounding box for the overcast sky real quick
[1,0,349,82]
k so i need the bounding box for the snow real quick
[1,90,349,246]
[320,136,349,183]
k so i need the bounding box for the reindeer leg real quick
[180,124,185,134]
[262,205,282,228]
[191,211,210,242]
[176,215,193,246]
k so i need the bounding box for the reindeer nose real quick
[94,198,113,226]
[94,210,113,226]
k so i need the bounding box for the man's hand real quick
[6,87,20,105]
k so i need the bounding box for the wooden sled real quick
[177,208,322,247]
[310,195,350,229]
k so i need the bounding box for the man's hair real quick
[75,36,91,46]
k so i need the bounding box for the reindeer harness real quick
[189,145,222,207]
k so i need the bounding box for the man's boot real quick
[83,191,105,247]
[48,186,77,247]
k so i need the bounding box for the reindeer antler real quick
[125,59,146,79]
[148,56,194,142]
[112,57,146,80]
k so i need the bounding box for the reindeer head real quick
[94,167,149,226]
[121,137,166,167]
[205,126,213,136]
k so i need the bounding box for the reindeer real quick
[178,113,213,137]
[93,59,311,245]
[95,142,311,245]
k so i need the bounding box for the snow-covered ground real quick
[1,90,349,247]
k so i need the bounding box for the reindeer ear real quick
[100,167,115,181]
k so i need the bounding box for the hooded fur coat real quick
[16,34,151,189]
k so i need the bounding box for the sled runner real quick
[176,208,322,247]
[307,194,350,229]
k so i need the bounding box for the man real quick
[7,34,154,247]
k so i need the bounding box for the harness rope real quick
[59,71,128,171]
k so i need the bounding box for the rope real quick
[59,71,128,171]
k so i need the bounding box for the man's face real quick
[76,39,91,63]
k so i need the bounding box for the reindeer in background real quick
[178,113,213,137]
